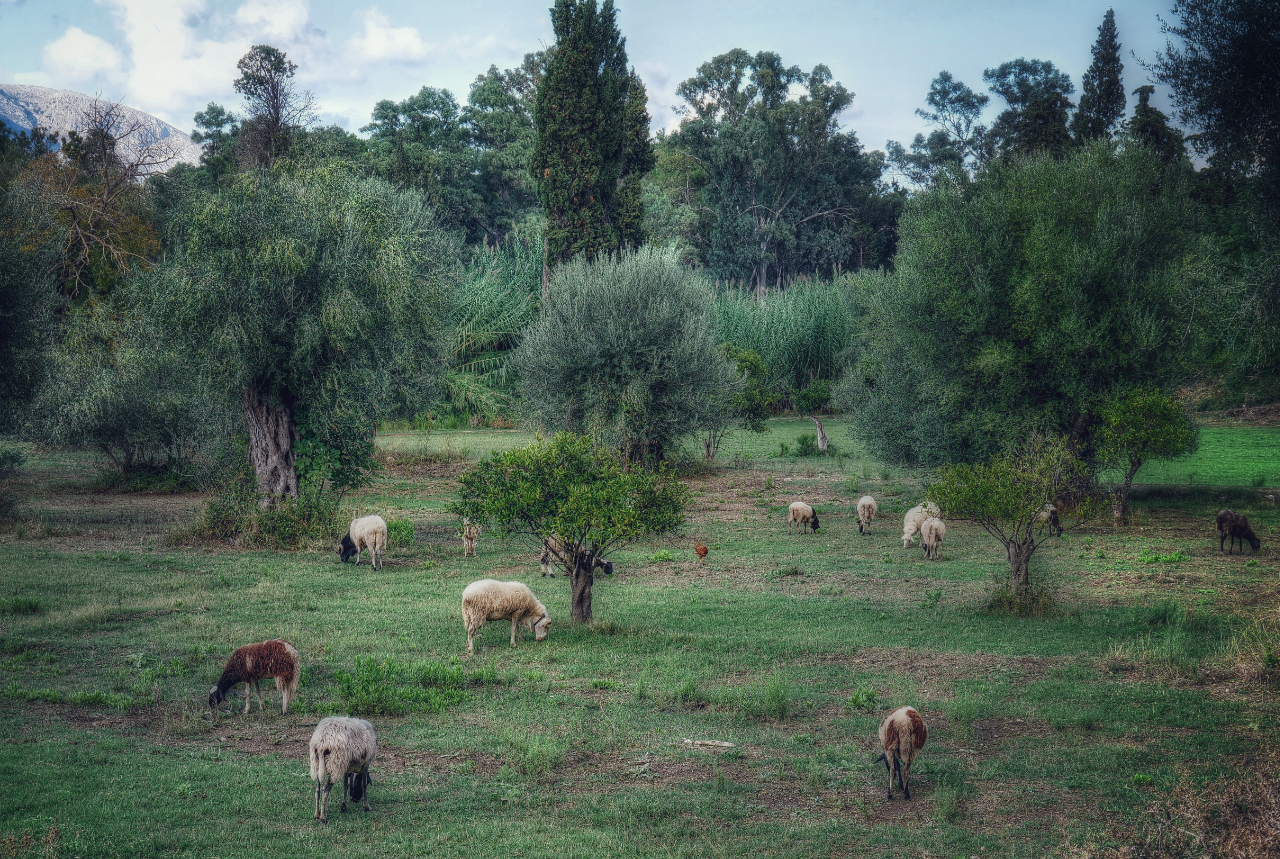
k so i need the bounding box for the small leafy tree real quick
[704,344,774,460]
[512,247,740,464]
[452,433,688,622]
[929,435,1104,604]
[1095,390,1199,520]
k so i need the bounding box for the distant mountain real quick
[0,84,201,168]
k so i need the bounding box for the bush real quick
[512,247,740,464]
[0,444,24,522]
[386,518,414,548]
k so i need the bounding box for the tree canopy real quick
[983,58,1076,158]
[452,432,688,622]
[1071,9,1126,142]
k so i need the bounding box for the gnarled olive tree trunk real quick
[244,387,299,508]
[1006,541,1035,596]
[1113,458,1143,521]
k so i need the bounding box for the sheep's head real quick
[599,559,614,576]
[337,533,357,562]
[208,685,225,709]
[1249,536,1262,551]
[810,516,820,532]
[533,614,551,642]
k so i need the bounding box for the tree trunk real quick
[541,236,551,302]
[1007,541,1034,596]
[1113,459,1142,521]
[244,387,299,508]
[808,415,828,452]
[569,552,595,623]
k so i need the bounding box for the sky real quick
[0,0,1183,153]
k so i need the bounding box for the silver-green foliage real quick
[0,180,58,417]
[512,247,739,462]
[712,278,864,390]
[137,163,457,427]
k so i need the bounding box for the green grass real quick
[1102,426,1280,488]
[0,420,1278,858]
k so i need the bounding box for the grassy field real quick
[1102,427,1280,488]
[1,420,1278,858]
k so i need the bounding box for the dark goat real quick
[1217,509,1261,554]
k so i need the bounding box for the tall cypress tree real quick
[1071,9,1126,141]
[532,0,636,298]
[615,71,655,251]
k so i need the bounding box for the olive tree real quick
[136,164,455,506]
[512,247,740,464]
[929,434,1105,603]
[1096,390,1199,520]
[451,433,688,622]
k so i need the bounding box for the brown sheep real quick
[1217,509,1261,554]
[208,639,299,716]
[877,705,928,800]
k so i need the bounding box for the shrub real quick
[335,656,471,716]
[844,685,879,712]
[386,519,414,548]
[512,247,740,465]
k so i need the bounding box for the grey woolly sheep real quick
[901,502,941,548]
[857,495,878,535]
[921,517,946,560]
[338,515,387,571]
[309,716,377,824]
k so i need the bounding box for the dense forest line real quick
[0,0,1276,537]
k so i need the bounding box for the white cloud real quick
[347,7,427,64]
[43,26,124,85]
[234,0,311,42]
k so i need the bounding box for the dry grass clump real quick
[374,439,470,475]
[1060,755,1280,858]
[1225,615,1280,683]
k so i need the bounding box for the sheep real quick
[787,501,820,535]
[901,502,941,548]
[1217,509,1262,555]
[462,519,480,558]
[308,716,377,825]
[921,517,946,560]
[337,515,387,571]
[208,639,299,717]
[1035,504,1063,537]
[857,495,878,535]
[876,705,928,800]
[461,579,551,656]
[539,535,613,578]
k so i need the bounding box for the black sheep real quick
[1216,509,1261,554]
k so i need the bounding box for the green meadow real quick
[1,420,1277,858]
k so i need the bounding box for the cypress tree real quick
[532,0,637,298]
[1071,9,1126,141]
[615,71,655,251]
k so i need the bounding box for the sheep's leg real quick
[242,682,251,714]
[320,779,333,824]
[510,617,519,647]
[314,779,323,820]
[901,761,911,800]
[887,757,896,800]
[341,772,350,813]
[466,626,476,656]
[361,770,372,811]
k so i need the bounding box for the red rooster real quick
[694,540,708,564]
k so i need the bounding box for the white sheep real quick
[1035,504,1063,537]
[921,517,946,560]
[207,639,299,717]
[787,501,820,535]
[901,502,941,548]
[338,515,387,571]
[857,495,878,535]
[461,579,551,656]
[877,705,928,800]
[309,716,377,824]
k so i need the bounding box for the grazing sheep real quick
[1217,509,1262,555]
[308,716,377,824]
[461,579,551,656]
[921,517,946,560]
[462,519,480,557]
[338,515,387,571]
[901,502,942,548]
[787,502,820,535]
[876,705,928,800]
[540,535,613,578]
[208,639,299,716]
[857,495,878,535]
[1035,504,1063,537]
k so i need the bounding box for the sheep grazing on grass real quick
[338,515,387,571]
[208,639,299,717]
[461,579,551,656]
[787,502,820,535]
[901,502,941,548]
[461,519,480,557]
[539,535,613,578]
[308,716,377,825]
[876,705,928,800]
[1217,509,1261,555]
[857,495,878,536]
[921,517,946,560]
[1036,504,1063,537]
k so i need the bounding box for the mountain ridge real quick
[0,84,201,168]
